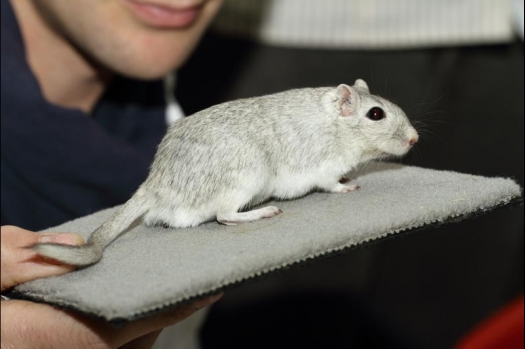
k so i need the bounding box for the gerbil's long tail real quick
[31,190,150,267]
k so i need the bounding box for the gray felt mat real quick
[10,163,522,323]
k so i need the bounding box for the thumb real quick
[1,225,85,292]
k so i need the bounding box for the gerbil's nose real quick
[409,135,419,146]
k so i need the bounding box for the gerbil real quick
[32,79,419,266]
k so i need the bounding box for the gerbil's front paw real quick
[331,183,361,193]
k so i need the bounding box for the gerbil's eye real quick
[366,107,385,121]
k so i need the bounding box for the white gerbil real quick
[32,79,418,266]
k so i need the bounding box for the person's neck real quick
[10,0,112,114]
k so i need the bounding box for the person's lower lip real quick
[124,0,201,28]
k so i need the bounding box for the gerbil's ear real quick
[354,79,369,93]
[336,84,357,117]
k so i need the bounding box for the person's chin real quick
[124,69,174,80]
[109,55,186,80]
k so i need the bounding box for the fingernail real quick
[40,233,85,246]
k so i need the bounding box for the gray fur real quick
[32,79,418,266]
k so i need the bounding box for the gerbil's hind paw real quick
[217,206,282,226]
[260,206,283,218]
[217,219,239,226]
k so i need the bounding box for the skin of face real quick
[28,0,224,79]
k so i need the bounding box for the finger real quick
[1,226,84,291]
[101,294,223,348]
[2,297,217,349]
[119,330,162,349]
[124,294,223,335]
[39,232,85,245]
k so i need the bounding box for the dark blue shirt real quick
[1,0,168,230]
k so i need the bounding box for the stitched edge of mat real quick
[6,195,523,325]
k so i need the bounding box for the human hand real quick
[1,225,221,349]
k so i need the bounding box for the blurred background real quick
[171,0,524,348]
